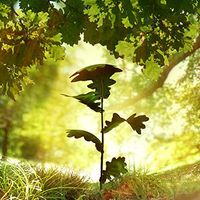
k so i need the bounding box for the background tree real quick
[0,96,13,160]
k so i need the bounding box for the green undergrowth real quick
[0,160,200,199]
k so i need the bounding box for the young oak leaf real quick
[103,113,125,133]
[70,64,122,81]
[100,157,128,184]
[103,113,149,134]
[70,64,122,99]
[62,92,102,112]
[87,77,116,99]
[126,113,149,134]
[67,130,102,152]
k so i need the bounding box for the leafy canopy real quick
[1,0,200,98]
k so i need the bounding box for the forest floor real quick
[99,161,200,200]
[0,160,200,199]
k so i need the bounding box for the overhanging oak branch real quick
[117,35,200,108]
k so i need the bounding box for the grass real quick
[0,160,200,199]
[0,160,89,200]
[99,161,200,200]
[96,170,174,200]
[85,161,200,200]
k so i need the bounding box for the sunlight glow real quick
[60,41,193,179]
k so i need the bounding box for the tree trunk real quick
[1,118,10,161]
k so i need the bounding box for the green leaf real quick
[100,157,128,183]
[70,64,121,81]
[143,57,163,81]
[0,3,11,18]
[70,64,122,99]
[103,113,125,133]
[60,0,85,45]
[50,33,63,43]
[103,112,149,134]
[47,45,65,61]
[62,92,102,112]
[126,113,149,134]
[7,89,15,101]
[19,0,49,12]
[115,41,135,60]
[67,130,102,152]
[0,0,17,7]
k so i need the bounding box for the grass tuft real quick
[33,164,88,199]
[0,160,88,200]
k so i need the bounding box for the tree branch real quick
[116,35,200,109]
